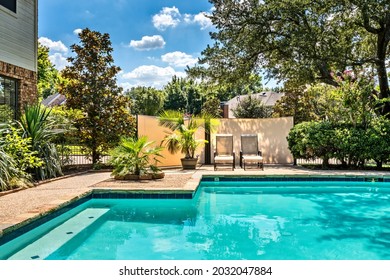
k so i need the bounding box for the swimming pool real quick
[1,177,390,260]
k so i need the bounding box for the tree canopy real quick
[125,86,165,116]
[192,0,390,116]
[37,42,60,99]
[163,76,203,115]
[232,95,273,118]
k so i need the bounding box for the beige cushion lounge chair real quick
[214,134,235,171]
[240,134,264,170]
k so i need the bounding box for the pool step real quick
[7,208,109,260]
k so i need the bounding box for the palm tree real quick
[158,110,208,159]
[109,136,163,177]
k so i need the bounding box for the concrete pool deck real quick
[1,164,390,236]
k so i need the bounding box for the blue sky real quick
[38,0,215,90]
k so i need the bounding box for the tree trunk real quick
[322,157,329,168]
[92,148,100,165]
[376,31,390,117]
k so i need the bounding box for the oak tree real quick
[192,0,390,116]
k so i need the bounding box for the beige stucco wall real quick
[211,117,294,164]
[137,115,206,167]
[138,115,294,166]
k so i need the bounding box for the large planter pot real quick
[114,173,163,180]
[181,158,198,170]
[152,172,165,179]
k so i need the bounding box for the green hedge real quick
[287,120,390,168]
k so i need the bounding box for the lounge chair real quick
[214,134,235,171]
[240,134,264,170]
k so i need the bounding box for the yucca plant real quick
[19,104,63,180]
[109,136,163,177]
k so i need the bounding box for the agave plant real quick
[19,104,63,180]
[109,136,163,177]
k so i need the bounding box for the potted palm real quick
[109,136,164,180]
[158,110,208,170]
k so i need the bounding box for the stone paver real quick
[1,164,390,236]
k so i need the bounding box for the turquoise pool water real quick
[1,179,390,260]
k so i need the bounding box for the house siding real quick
[0,0,38,72]
[0,0,38,113]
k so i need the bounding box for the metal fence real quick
[57,144,110,166]
[296,158,341,165]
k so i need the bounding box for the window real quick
[0,0,16,13]
[0,76,18,122]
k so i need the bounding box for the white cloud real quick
[152,6,181,30]
[38,37,68,53]
[129,35,166,51]
[152,7,213,31]
[161,51,198,67]
[183,14,192,24]
[49,53,69,70]
[193,12,213,30]
[73,28,82,35]
[184,12,213,30]
[121,65,186,89]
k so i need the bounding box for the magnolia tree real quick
[61,28,136,164]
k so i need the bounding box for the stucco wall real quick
[211,117,294,164]
[138,115,294,166]
[137,115,183,167]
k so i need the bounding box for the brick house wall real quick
[0,61,37,111]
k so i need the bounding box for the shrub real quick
[0,123,46,190]
[287,121,336,167]
[0,104,14,123]
[232,95,273,118]
[366,119,390,167]
[287,120,390,168]
[0,147,19,191]
[1,126,43,172]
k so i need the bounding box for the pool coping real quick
[2,172,390,242]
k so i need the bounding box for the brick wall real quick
[0,60,37,109]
